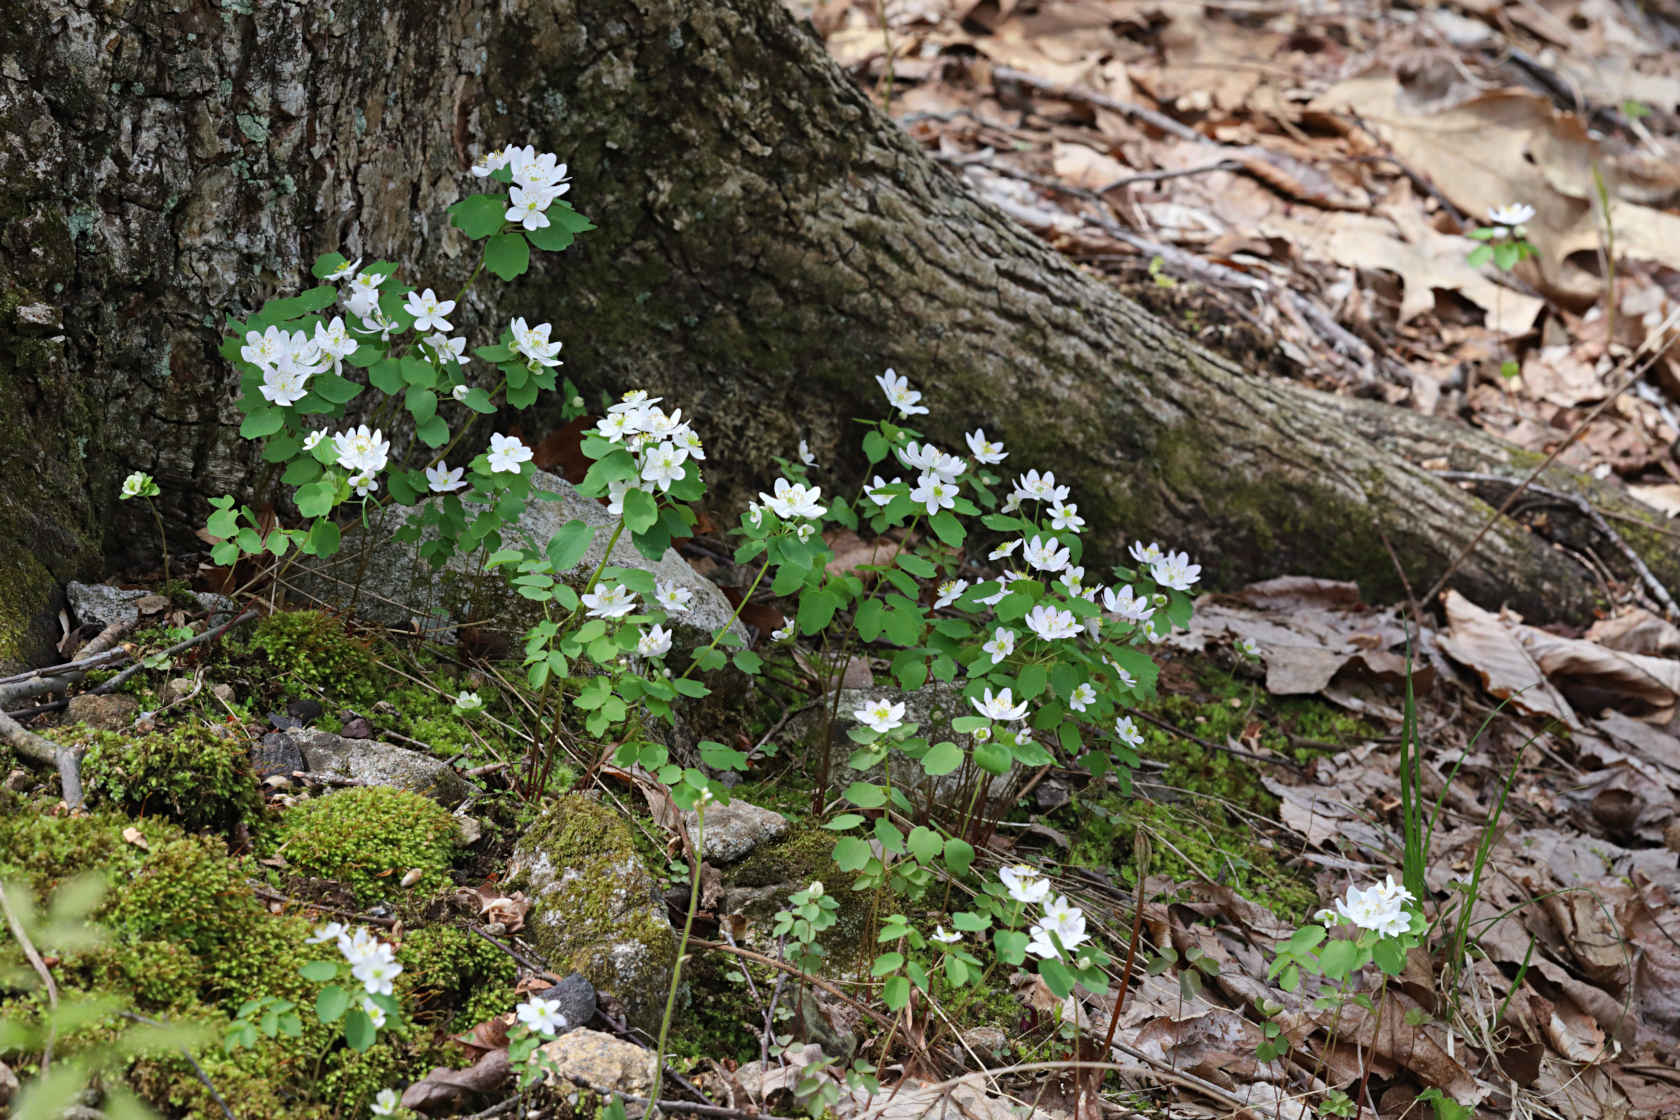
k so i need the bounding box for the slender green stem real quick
[650,806,705,1109]
[146,499,171,585]
[676,553,770,682]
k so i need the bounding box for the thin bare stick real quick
[0,881,59,1072]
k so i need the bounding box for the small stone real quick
[681,797,788,863]
[134,594,169,615]
[251,731,305,779]
[339,715,374,740]
[66,582,148,629]
[211,683,235,704]
[285,727,469,805]
[1664,818,1680,854]
[4,770,31,793]
[536,973,597,1034]
[162,677,197,705]
[286,698,323,725]
[455,813,484,846]
[537,1029,654,1097]
[66,693,138,732]
[961,1027,1010,1062]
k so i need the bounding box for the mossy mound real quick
[398,925,518,1033]
[78,722,261,833]
[234,609,380,706]
[508,794,678,1035]
[267,786,460,904]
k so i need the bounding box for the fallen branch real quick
[2,608,257,808]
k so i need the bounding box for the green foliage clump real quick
[79,723,261,833]
[397,925,517,1033]
[270,786,459,903]
[240,609,379,705]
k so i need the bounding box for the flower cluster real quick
[472,144,573,232]
[998,866,1089,959]
[242,323,344,408]
[515,994,569,1037]
[1315,875,1415,938]
[595,391,704,495]
[307,923,404,1027]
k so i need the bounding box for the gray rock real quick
[66,583,148,629]
[65,693,137,732]
[508,794,678,1036]
[682,797,788,863]
[287,470,745,651]
[284,727,468,806]
[65,582,247,631]
[535,972,597,1034]
[251,731,305,779]
[537,1028,654,1097]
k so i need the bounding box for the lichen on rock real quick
[507,793,679,1036]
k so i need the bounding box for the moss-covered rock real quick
[78,722,261,833]
[507,794,678,1036]
[267,786,460,904]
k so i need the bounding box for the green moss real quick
[267,786,460,904]
[1059,661,1381,924]
[235,610,380,706]
[78,723,261,833]
[396,925,518,1033]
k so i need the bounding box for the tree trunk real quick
[1,0,1669,666]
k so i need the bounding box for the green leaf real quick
[308,519,341,556]
[546,520,594,569]
[295,481,336,519]
[863,430,889,463]
[461,386,497,414]
[448,193,508,239]
[1038,958,1075,999]
[1318,938,1359,982]
[798,588,841,635]
[907,826,943,864]
[1017,662,1048,699]
[343,1009,376,1051]
[844,782,886,808]
[943,838,976,877]
[406,385,437,423]
[299,960,339,982]
[1466,243,1494,268]
[733,650,763,675]
[485,232,531,280]
[240,408,283,438]
[882,975,910,1011]
[824,813,866,830]
[525,222,575,252]
[416,415,449,447]
[832,836,872,871]
[622,487,658,534]
[973,740,1011,775]
[921,740,962,776]
[1372,938,1405,976]
[282,457,323,485]
[1493,240,1520,271]
[369,358,403,394]
[929,510,964,546]
[313,251,348,278]
[316,985,349,1023]
[898,552,936,578]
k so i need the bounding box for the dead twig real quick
[0,880,59,1072]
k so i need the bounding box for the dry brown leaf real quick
[400,1048,511,1114]
[1437,590,1579,728]
[121,826,149,851]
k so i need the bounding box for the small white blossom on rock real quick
[486,433,532,474]
[854,697,906,735]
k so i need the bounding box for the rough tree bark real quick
[1,0,1670,665]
